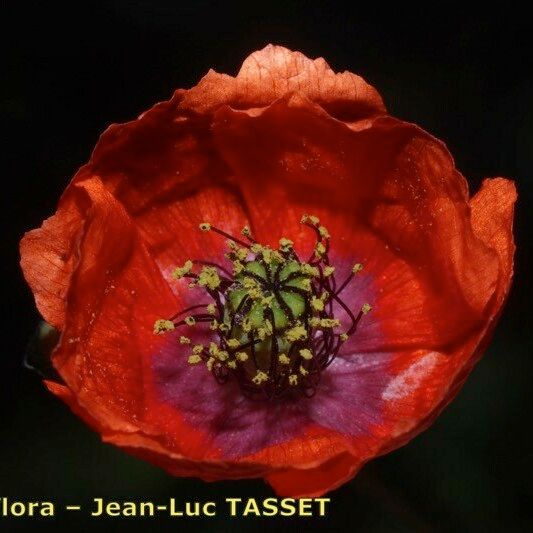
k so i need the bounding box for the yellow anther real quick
[236,351,249,362]
[271,250,286,263]
[340,333,349,342]
[188,282,197,289]
[299,348,313,360]
[257,328,267,341]
[300,278,312,291]
[318,225,330,239]
[192,344,204,355]
[217,350,229,362]
[184,316,196,326]
[301,214,320,226]
[241,225,252,237]
[278,353,290,365]
[243,277,263,300]
[299,365,309,376]
[315,242,326,257]
[285,323,307,342]
[252,370,269,385]
[179,336,191,344]
[235,247,249,261]
[209,342,219,356]
[153,319,174,335]
[188,354,202,364]
[227,240,237,250]
[279,237,293,251]
[219,323,230,332]
[210,319,218,331]
[242,277,259,290]
[361,303,372,314]
[197,266,221,290]
[233,260,244,275]
[172,260,193,280]
[250,243,263,254]
[311,296,324,311]
[352,263,364,274]
[309,317,321,327]
[301,263,320,277]
[289,374,298,385]
[262,247,273,264]
[242,318,252,333]
[264,319,273,336]
[323,265,335,277]
[206,303,217,315]
[320,318,341,328]
[206,357,215,371]
[199,222,211,232]
[227,339,240,348]
[227,360,237,369]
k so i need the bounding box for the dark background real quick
[2,2,532,531]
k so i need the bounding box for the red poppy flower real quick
[20,45,516,497]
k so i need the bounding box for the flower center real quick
[154,215,371,400]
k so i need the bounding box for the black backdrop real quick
[2,2,532,531]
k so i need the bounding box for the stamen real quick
[201,222,249,248]
[155,214,372,400]
[279,237,294,251]
[323,265,335,277]
[252,371,269,385]
[315,242,326,258]
[236,351,249,362]
[299,349,313,360]
[153,319,175,334]
[311,296,325,311]
[284,323,307,342]
[226,339,240,348]
[301,214,320,226]
[172,260,193,279]
[197,266,221,290]
[278,353,290,365]
[318,226,330,239]
[241,225,253,239]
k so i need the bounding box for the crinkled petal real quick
[180,44,386,118]
[20,189,86,328]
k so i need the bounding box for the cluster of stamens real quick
[154,215,371,400]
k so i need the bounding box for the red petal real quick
[20,188,86,328]
[78,97,248,275]
[470,177,516,304]
[49,177,178,432]
[212,99,504,340]
[181,44,385,118]
[266,452,359,497]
